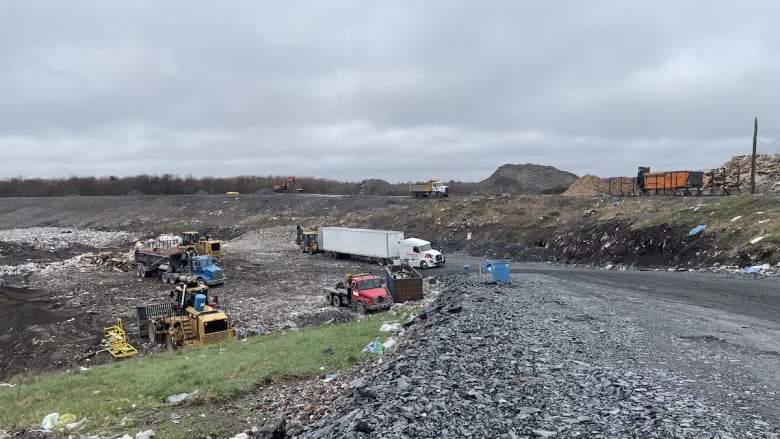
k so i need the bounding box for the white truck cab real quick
[398,238,445,268]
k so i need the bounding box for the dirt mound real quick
[718,154,780,194]
[476,163,578,195]
[351,179,398,196]
[564,175,635,196]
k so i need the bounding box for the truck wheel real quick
[356,301,366,315]
[332,295,341,307]
[420,261,429,269]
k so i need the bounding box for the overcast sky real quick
[1,1,779,183]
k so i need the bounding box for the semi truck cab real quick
[399,238,445,268]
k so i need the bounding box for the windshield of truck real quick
[358,278,382,289]
[418,244,432,252]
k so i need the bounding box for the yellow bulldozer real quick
[178,231,223,259]
[140,283,235,351]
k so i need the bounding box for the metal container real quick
[481,261,511,283]
[384,265,423,302]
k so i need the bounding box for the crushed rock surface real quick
[297,273,780,438]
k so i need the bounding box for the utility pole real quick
[751,117,757,194]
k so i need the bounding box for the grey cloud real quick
[0,1,778,181]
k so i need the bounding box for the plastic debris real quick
[750,236,766,244]
[361,340,384,355]
[688,225,707,236]
[730,215,743,222]
[64,417,87,431]
[743,264,770,274]
[56,413,77,426]
[41,413,59,431]
[323,373,340,382]
[0,383,15,388]
[165,389,199,404]
[384,337,397,351]
[136,430,155,439]
[379,323,401,332]
[237,327,263,338]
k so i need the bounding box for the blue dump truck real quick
[134,247,226,286]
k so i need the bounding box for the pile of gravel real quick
[296,274,778,438]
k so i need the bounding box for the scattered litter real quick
[56,413,77,426]
[361,340,384,355]
[688,225,707,236]
[379,323,401,332]
[750,236,766,244]
[758,219,771,224]
[41,413,59,431]
[730,215,743,222]
[170,414,181,424]
[64,417,87,431]
[0,383,15,388]
[237,327,263,338]
[165,389,199,404]
[322,373,340,383]
[229,434,249,439]
[742,264,770,274]
[136,430,155,439]
[79,366,91,371]
[383,337,397,351]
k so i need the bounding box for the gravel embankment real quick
[297,273,780,438]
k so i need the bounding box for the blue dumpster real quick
[491,262,510,283]
[481,261,510,283]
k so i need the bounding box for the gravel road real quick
[297,270,780,438]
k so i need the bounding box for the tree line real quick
[0,175,476,197]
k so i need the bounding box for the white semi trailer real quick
[317,227,445,268]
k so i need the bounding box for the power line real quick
[757,136,780,145]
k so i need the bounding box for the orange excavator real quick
[273,176,303,193]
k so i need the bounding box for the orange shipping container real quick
[642,171,703,190]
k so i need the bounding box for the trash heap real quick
[718,153,780,193]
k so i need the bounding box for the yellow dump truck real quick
[410,179,449,198]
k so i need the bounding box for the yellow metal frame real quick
[103,318,139,358]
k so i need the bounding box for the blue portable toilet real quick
[194,293,207,311]
[481,261,494,274]
[463,264,471,274]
